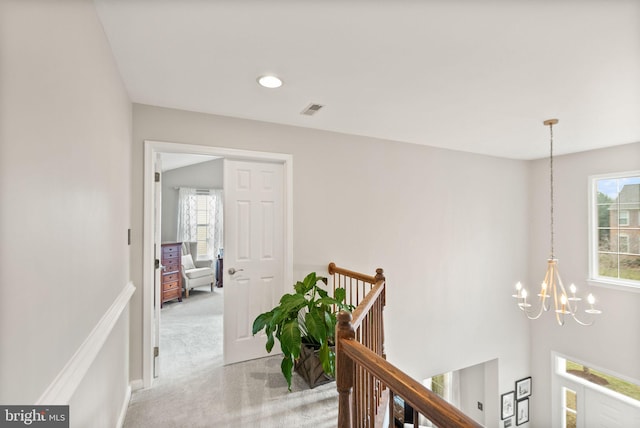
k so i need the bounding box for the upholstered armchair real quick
[180,242,215,297]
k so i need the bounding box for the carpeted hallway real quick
[123,288,338,427]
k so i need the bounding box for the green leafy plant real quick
[252,272,353,390]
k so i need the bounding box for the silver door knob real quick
[228,268,244,275]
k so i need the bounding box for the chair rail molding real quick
[36,281,136,405]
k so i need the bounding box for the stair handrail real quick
[332,263,483,428]
[336,311,483,428]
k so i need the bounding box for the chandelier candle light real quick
[513,119,602,326]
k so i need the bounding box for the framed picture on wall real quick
[516,376,532,400]
[516,398,529,426]
[504,418,513,428]
[501,391,515,420]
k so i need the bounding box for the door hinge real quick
[155,259,160,269]
[154,346,159,357]
[155,172,160,182]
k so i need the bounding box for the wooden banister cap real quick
[337,311,352,324]
[328,262,336,274]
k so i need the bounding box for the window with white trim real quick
[563,387,577,428]
[619,234,629,253]
[558,357,640,403]
[619,210,630,226]
[195,193,212,257]
[177,187,223,260]
[590,172,640,287]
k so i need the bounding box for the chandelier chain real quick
[549,122,554,259]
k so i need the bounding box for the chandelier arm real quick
[555,311,565,326]
[553,261,567,325]
[518,292,546,319]
[569,314,594,326]
[552,260,559,313]
[524,304,545,320]
[549,260,562,325]
[541,263,552,312]
[555,262,569,309]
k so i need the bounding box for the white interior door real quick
[223,159,284,364]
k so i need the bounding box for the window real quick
[177,187,223,260]
[555,355,640,428]
[619,234,629,253]
[422,372,456,428]
[195,193,212,257]
[590,172,640,287]
[561,358,640,403]
[430,373,447,398]
[563,387,577,428]
[619,211,630,226]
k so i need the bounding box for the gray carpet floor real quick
[123,288,338,428]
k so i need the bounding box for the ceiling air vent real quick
[301,103,324,116]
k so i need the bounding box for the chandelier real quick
[513,119,602,326]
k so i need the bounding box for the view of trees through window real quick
[595,174,640,283]
[563,387,577,428]
[430,373,446,398]
[564,360,640,402]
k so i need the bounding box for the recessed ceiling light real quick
[257,75,283,89]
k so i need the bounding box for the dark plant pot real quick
[294,343,335,389]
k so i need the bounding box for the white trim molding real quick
[36,281,136,404]
[142,140,294,388]
[129,379,144,392]
[117,384,132,428]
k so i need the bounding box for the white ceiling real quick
[94,0,640,160]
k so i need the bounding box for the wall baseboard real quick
[117,384,132,428]
[36,281,136,404]
[129,379,144,392]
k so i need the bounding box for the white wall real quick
[528,142,640,427]
[0,0,132,424]
[131,104,531,427]
[161,159,223,242]
[459,362,485,425]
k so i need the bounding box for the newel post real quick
[336,310,355,428]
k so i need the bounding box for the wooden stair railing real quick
[329,262,387,428]
[331,263,482,428]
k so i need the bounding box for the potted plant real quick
[252,272,353,390]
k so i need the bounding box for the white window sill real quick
[588,278,640,294]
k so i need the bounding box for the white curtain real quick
[177,187,197,242]
[177,187,223,259]
[208,189,223,259]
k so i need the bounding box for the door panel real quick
[584,388,640,428]
[223,159,284,364]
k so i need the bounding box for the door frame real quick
[142,140,293,388]
[551,351,640,428]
